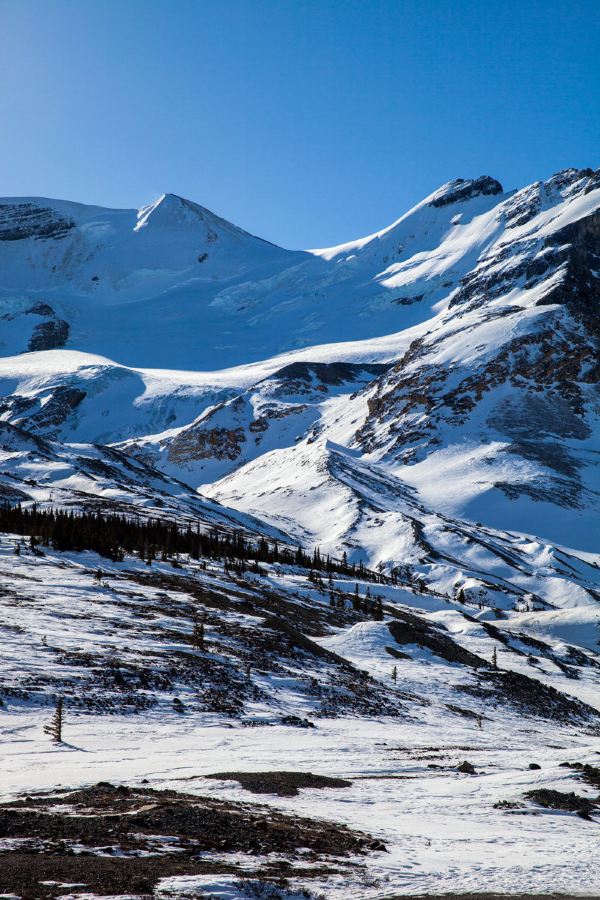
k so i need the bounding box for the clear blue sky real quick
[1,0,599,248]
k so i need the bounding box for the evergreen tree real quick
[193,618,205,650]
[44,697,64,743]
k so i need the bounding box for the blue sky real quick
[1,0,599,248]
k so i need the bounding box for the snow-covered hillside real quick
[1,168,600,898]
[2,537,600,897]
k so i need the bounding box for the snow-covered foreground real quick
[2,540,600,897]
[3,712,600,897]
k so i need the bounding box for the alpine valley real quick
[1,169,600,900]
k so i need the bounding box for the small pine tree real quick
[193,618,205,650]
[44,697,64,743]
[392,666,397,683]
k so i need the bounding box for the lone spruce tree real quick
[193,617,205,650]
[44,697,64,743]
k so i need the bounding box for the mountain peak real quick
[135,192,205,231]
[427,176,504,208]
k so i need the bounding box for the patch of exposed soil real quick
[387,615,486,668]
[205,770,353,797]
[560,761,600,790]
[0,782,374,898]
[459,668,599,725]
[525,788,598,819]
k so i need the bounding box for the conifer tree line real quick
[0,502,391,583]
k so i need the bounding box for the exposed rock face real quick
[0,202,74,241]
[0,421,52,454]
[449,170,600,317]
[27,318,70,351]
[271,361,389,386]
[540,207,600,344]
[0,387,86,435]
[357,310,597,501]
[0,298,70,355]
[359,170,600,461]
[169,425,247,464]
[26,386,86,430]
[159,362,390,478]
[429,176,503,208]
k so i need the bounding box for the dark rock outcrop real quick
[429,176,503,208]
[27,318,70,352]
[0,202,74,241]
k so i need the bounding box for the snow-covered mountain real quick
[2,169,600,897]
[0,176,517,369]
[1,167,600,581]
[204,168,600,555]
[2,166,599,580]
